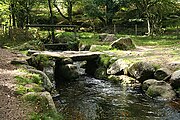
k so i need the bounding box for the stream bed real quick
[55,76,180,120]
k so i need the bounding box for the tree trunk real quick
[11,3,16,27]
[107,18,113,26]
[53,3,69,21]
[147,18,151,36]
[98,16,106,26]
[68,1,73,24]
[48,0,55,43]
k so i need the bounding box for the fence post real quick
[114,24,116,34]
[9,26,13,40]
[74,26,77,41]
[135,24,137,36]
[177,25,179,39]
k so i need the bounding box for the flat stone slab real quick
[29,50,103,61]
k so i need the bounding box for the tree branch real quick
[53,2,69,21]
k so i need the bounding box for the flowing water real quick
[56,76,180,120]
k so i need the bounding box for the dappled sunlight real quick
[0,69,26,90]
[105,45,180,71]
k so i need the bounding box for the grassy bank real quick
[14,69,63,120]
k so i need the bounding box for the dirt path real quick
[0,48,30,120]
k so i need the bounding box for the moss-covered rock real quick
[108,75,139,87]
[143,79,176,100]
[170,70,180,89]
[94,67,108,79]
[57,64,79,81]
[23,92,57,112]
[27,54,52,71]
[128,62,155,83]
[111,37,136,50]
[154,68,172,80]
[98,54,112,68]
[107,59,129,75]
[146,82,176,100]
[142,79,158,91]
[25,83,45,92]
[89,45,110,52]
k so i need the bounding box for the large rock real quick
[142,79,158,91]
[23,92,57,112]
[108,75,139,87]
[107,59,129,75]
[111,37,136,50]
[43,66,54,82]
[11,58,28,65]
[146,81,176,100]
[61,58,73,64]
[55,59,79,82]
[170,70,180,89]
[89,45,101,52]
[79,44,90,51]
[27,69,54,92]
[59,64,79,80]
[94,67,108,79]
[128,62,155,83]
[100,34,117,42]
[24,83,44,92]
[99,33,107,41]
[154,68,172,80]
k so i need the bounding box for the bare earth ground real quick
[0,48,31,120]
[0,45,179,120]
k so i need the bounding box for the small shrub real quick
[15,85,28,95]
[29,54,51,70]
[89,45,111,52]
[15,72,43,95]
[99,54,112,68]
[15,73,42,85]
[55,32,75,43]
[30,111,64,120]
[15,76,34,85]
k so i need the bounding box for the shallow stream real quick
[56,76,180,120]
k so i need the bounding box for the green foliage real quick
[14,72,43,95]
[30,111,64,120]
[15,84,43,95]
[55,32,76,43]
[90,45,111,52]
[30,54,51,70]
[146,88,161,98]
[23,93,64,120]
[15,73,42,85]
[78,32,112,47]
[83,0,129,25]
[132,35,180,47]
[15,85,28,95]
[94,67,108,79]
[0,29,44,50]
[99,54,112,68]
[13,39,44,51]
[130,0,179,35]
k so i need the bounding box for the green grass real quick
[14,71,43,95]
[23,92,64,120]
[1,30,179,49]
[131,35,180,47]
[14,69,64,119]
[30,111,64,120]
[15,73,42,85]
